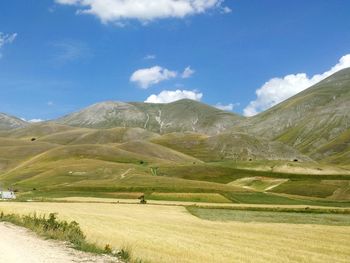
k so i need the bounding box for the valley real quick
[0,68,349,263]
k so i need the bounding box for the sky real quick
[0,0,350,122]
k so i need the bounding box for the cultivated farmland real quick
[0,202,349,263]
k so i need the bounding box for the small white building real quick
[0,191,16,200]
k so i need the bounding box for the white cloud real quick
[0,33,17,48]
[214,102,239,111]
[144,54,156,60]
[182,66,195,79]
[29,119,44,123]
[221,6,232,13]
[244,54,350,117]
[55,0,228,23]
[130,66,177,89]
[21,118,44,123]
[0,32,17,58]
[145,89,203,103]
[47,101,54,106]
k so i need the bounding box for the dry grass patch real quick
[229,177,288,191]
[0,202,349,263]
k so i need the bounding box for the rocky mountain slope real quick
[0,113,28,130]
[56,99,243,135]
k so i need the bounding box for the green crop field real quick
[187,207,350,225]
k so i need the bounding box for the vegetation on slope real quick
[241,68,350,163]
[1,69,350,204]
[152,131,308,162]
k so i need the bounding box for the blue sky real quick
[0,0,350,121]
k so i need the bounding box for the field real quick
[0,123,350,208]
[0,201,349,263]
[1,123,350,263]
[187,207,350,225]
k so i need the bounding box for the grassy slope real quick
[0,119,349,205]
[311,128,350,164]
[242,68,350,164]
[151,131,308,162]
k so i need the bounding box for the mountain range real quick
[55,99,243,135]
[0,68,349,202]
[2,67,349,164]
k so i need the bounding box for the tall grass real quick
[0,211,126,260]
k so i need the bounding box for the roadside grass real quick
[0,211,135,262]
[186,207,350,226]
[0,212,105,254]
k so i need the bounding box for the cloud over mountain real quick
[244,54,350,117]
[145,89,203,103]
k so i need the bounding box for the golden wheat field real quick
[0,202,349,263]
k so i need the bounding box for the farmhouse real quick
[0,191,16,200]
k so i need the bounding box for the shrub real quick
[1,212,103,253]
[119,247,131,261]
[0,211,136,262]
[104,244,112,253]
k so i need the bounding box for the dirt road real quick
[0,222,118,263]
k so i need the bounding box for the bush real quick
[0,212,89,249]
[1,212,111,254]
[0,211,137,262]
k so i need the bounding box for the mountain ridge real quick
[1,68,349,164]
[238,67,350,162]
[0,113,28,130]
[55,99,243,135]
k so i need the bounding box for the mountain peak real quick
[0,113,28,130]
[56,99,242,134]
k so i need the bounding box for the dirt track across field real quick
[0,222,118,263]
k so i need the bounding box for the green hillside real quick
[0,122,348,205]
[152,131,309,162]
[241,68,350,163]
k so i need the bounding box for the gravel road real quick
[0,222,119,263]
